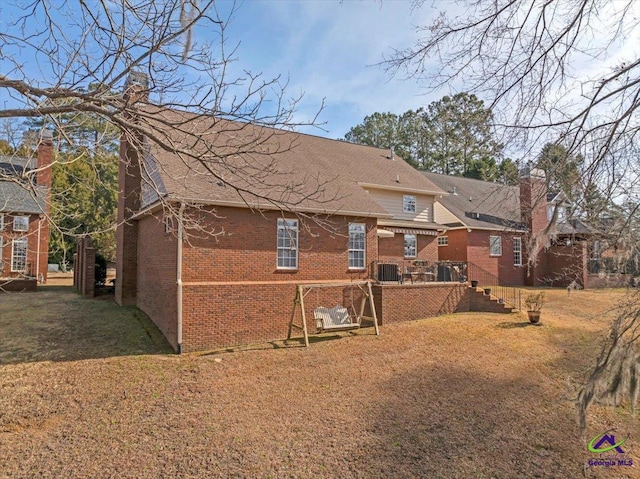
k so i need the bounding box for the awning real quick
[381,227,438,236]
[376,228,395,238]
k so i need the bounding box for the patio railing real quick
[466,262,523,311]
[369,259,523,311]
[370,260,468,284]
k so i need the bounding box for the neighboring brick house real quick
[115,102,448,352]
[424,169,594,287]
[0,132,52,287]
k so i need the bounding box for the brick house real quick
[115,103,449,352]
[0,132,52,288]
[424,169,594,287]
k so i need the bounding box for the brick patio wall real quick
[371,283,470,325]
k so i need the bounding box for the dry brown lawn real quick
[1,286,639,478]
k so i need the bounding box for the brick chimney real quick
[36,130,53,282]
[115,72,148,306]
[37,129,53,196]
[519,167,548,285]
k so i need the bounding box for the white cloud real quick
[221,0,444,138]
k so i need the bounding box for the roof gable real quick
[424,172,524,231]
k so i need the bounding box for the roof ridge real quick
[142,103,397,157]
[423,171,516,187]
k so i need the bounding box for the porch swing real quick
[287,281,380,347]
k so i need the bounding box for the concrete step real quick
[469,287,514,313]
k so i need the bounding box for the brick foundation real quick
[0,278,37,292]
[371,283,469,325]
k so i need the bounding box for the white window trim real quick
[13,215,29,232]
[0,214,4,230]
[403,195,416,213]
[489,235,502,257]
[404,234,417,258]
[277,218,298,270]
[348,223,366,270]
[11,238,28,272]
[438,236,448,246]
[513,237,522,266]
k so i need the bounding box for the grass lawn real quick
[1,286,639,478]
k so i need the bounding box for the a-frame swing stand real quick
[287,281,380,347]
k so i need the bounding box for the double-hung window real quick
[513,237,522,266]
[489,235,502,256]
[348,223,366,269]
[404,234,417,258]
[277,218,298,269]
[11,238,28,272]
[13,215,29,232]
[403,195,416,213]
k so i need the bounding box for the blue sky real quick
[211,0,445,139]
[2,0,637,148]
[0,0,445,141]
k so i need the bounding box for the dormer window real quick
[548,204,567,222]
[403,195,416,213]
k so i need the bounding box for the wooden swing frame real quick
[287,281,380,347]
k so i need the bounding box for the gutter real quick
[134,196,394,219]
[176,202,185,354]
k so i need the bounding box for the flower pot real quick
[483,288,491,296]
[527,311,541,324]
[471,280,479,288]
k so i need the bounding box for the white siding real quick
[367,188,434,223]
[434,202,459,225]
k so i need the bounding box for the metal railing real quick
[466,262,523,311]
[369,260,523,310]
[370,260,468,284]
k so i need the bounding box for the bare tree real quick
[386,0,640,427]
[0,0,332,247]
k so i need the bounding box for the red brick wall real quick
[0,278,37,292]
[520,174,549,286]
[371,283,469,325]
[466,230,525,286]
[115,134,142,306]
[586,274,633,288]
[377,234,438,264]
[36,135,52,282]
[182,208,376,283]
[537,241,586,287]
[0,214,47,281]
[136,214,179,348]
[437,229,468,261]
[155,207,379,351]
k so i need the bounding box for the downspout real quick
[176,202,185,354]
[36,216,42,282]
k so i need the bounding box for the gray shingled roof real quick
[0,155,46,214]
[423,172,524,231]
[425,172,595,237]
[0,182,46,214]
[142,107,446,216]
[0,155,35,176]
[553,219,595,236]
